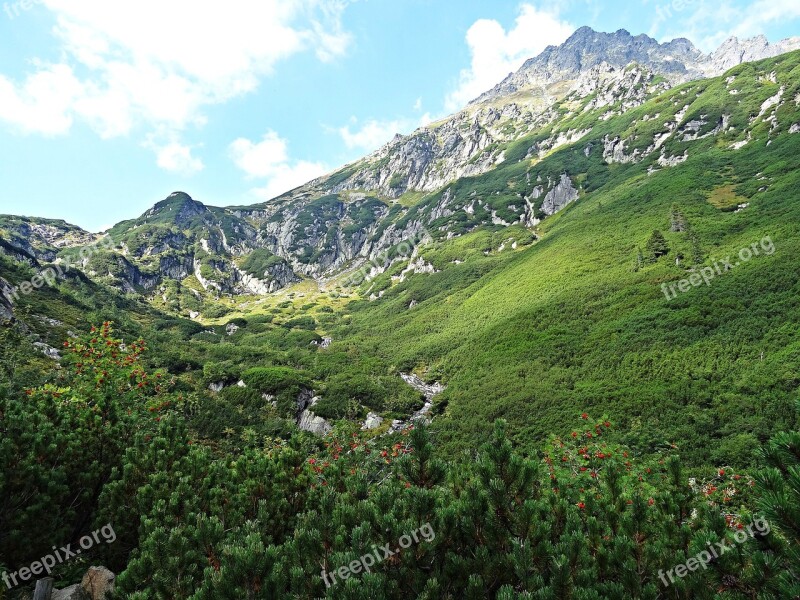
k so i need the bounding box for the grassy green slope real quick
[328,52,800,466]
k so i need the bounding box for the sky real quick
[0,0,798,231]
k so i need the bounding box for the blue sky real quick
[0,0,798,231]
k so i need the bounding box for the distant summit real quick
[708,34,800,72]
[143,192,208,224]
[473,27,799,104]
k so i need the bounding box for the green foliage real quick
[98,417,798,598]
[239,249,285,278]
[282,315,317,330]
[645,229,670,261]
[240,366,312,415]
[388,173,404,189]
[752,399,800,597]
[2,322,798,598]
[241,366,309,392]
[203,303,233,319]
[0,323,173,579]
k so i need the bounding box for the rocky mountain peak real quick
[143,192,208,224]
[708,34,800,73]
[475,28,705,105]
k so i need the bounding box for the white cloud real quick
[0,0,351,170]
[252,161,331,200]
[0,64,82,135]
[445,4,574,111]
[338,118,407,151]
[413,97,423,111]
[337,113,435,152]
[230,131,328,200]
[152,142,205,176]
[230,132,289,178]
[141,128,205,175]
[651,0,800,51]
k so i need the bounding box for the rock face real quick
[311,337,333,349]
[319,29,799,205]
[0,216,100,262]
[325,112,515,198]
[0,276,15,324]
[400,373,445,400]
[476,28,799,104]
[298,409,333,436]
[296,391,333,436]
[33,341,61,360]
[708,35,800,74]
[362,412,384,430]
[540,174,579,216]
[237,261,299,294]
[476,27,705,105]
[297,401,333,436]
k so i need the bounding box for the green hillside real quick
[293,50,800,466]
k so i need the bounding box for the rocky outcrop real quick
[320,28,800,212]
[540,174,579,216]
[311,337,333,349]
[570,63,670,113]
[400,373,445,399]
[52,583,88,600]
[255,261,300,292]
[33,341,61,360]
[475,28,705,105]
[0,217,99,262]
[294,390,332,436]
[297,399,332,437]
[362,412,384,430]
[657,150,689,167]
[0,276,14,324]
[325,114,509,198]
[77,249,163,293]
[603,136,642,164]
[297,409,333,436]
[707,35,800,74]
[81,567,115,600]
[476,28,800,105]
[45,566,115,600]
[389,373,447,433]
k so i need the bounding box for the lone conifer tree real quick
[645,230,670,261]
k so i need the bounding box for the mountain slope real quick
[301,28,800,200]
[315,48,800,464]
[1,35,799,466]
